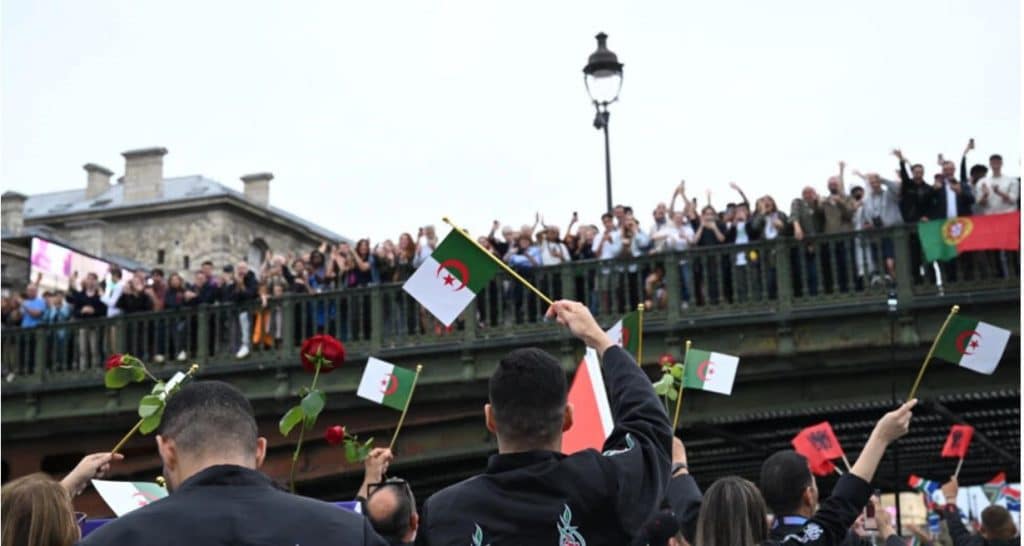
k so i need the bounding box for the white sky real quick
[2,0,1020,243]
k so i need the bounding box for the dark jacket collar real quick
[176,465,276,493]
[486,450,562,474]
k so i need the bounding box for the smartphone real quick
[146,278,154,287]
[863,500,878,533]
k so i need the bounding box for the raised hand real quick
[839,160,846,171]
[872,399,916,444]
[545,300,614,354]
[892,149,904,161]
[965,137,975,154]
[61,452,124,496]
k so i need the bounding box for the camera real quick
[871,216,884,229]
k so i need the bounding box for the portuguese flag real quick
[917,211,1020,262]
[605,311,640,358]
[934,315,1010,375]
[682,348,739,395]
[357,357,418,411]
[403,229,500,326]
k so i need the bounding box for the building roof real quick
[22,175,346,242]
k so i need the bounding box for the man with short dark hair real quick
[941,478,1020,546]
[81,381,387,546]
[759,450,904,546]
[415,300,672,545]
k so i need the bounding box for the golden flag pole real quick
[636,303,645,366]
[907,305,959,401]
[389,364,424,451]
[672,340,691,431]
[442,217,553,306]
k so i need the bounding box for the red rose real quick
[325,425,345,446]
[105,354,126,370]
[658,353,676,367]
[300,335,345,374]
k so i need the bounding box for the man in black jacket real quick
[668,400,916,546]
[81,380,387,546]
[940,478,1020,546]
[759,451,904,546]
[415,300,672,545]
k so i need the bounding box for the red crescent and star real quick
[696,360,715,382]
[436,259,470,291]
[380,374,399,396]
[954,329,981,356]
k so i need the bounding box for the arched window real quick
[247,238,269,270]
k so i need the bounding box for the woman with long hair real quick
[2,474,80,546]
[2,452,120,546]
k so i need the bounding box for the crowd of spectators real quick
[2,140,1019,377]
[2,303,1018,545]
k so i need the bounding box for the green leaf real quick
[670,364,684,379]
[363,437,374,449]
[303,414,317,431]
[279,406,305,437]
[151,381,166,396]
[666,388,678,401]
[300,390,326,422]
[138,395,163,418]
[652,374,673,395]
[104,366,134,389]
[298,386,310,398]
[130,366,147,382]
[356,444,371,461]
[344,440,358,463]
[139,408,164,434]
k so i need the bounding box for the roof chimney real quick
[84,163,114,199]
[122,147,167,203]
[241,172,273,207]
[2,191,28,235]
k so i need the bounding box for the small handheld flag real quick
[933,315,1011,375]
[941,424,974,460]
[984,472,1008,502]
[792,422,845,476]
[606,310,641,360]
[682,348,739,395]
[402,228,501,327]
[1002,486,1021,502]
[357,358,418,411]
[908,474,941,496]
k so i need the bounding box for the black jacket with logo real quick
[415,345,673,546]
[79,465,387,546]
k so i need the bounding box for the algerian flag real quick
[91,479,168,517]
[357,357,418,411]
[682,348,739,395]
[934,315,1010,375]
[402,229,500,327]
[605,310,640,358]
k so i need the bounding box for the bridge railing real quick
[2,225,1018,382]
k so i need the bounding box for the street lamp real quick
[583,32,624,213]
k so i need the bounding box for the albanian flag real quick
[792,422,844,476]
[941,424,974,458]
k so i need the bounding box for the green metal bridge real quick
[2,225,1019,516]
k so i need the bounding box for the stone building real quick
[1,147,345,292]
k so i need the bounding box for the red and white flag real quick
[562,348,614,454]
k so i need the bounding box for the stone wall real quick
[91,205,323,273]
[93,204,321,272]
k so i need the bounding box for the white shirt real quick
[591,229,622,260]
[667,223,695,251]
[648,221,675,253]
[981,174,1020,214]
[103,279,125,317]
[944,181,958,219]
[540,241,571,266]
[734,222,749,266]
[414,236,435,268]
